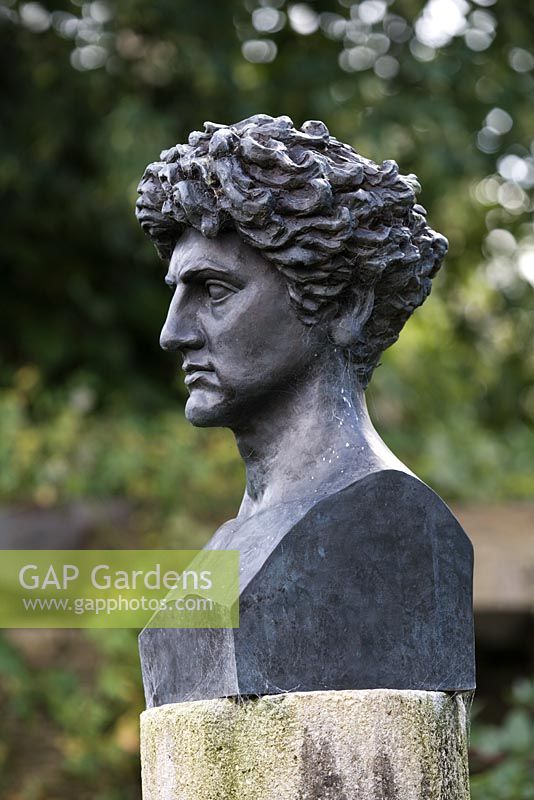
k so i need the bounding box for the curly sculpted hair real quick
[136,114,447,387]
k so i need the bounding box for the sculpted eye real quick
[206,281,235,302]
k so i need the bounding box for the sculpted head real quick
[136,114,447,427]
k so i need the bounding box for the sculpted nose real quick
[159,323,180,352]
[160,318,204,352]
[160,298,204,353]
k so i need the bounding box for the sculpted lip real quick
[182,362,216,386]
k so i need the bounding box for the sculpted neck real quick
[232,356,409,519]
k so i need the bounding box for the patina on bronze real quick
[135,115,475,707]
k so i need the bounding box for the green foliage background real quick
[0,0,533,797]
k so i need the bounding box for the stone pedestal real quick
[140,689,471,800]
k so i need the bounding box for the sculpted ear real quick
[328,289,374,349]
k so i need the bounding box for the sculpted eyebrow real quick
[163,267,219,288]
[179,263,244,286]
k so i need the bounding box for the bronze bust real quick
[135,115,475,706]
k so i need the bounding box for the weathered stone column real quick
[140,689,471,800]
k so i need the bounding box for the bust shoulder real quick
[139,469,475,706]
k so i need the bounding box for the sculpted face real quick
[160,228,323,428]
